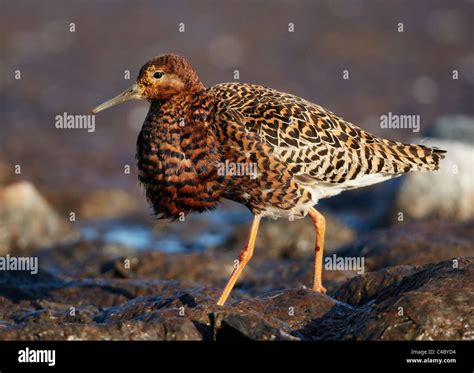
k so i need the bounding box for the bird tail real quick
[373,140,447,173]
[412,144,447,171]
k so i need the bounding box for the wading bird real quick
[93,54,445,306]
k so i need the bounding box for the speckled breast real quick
[136,96,225,220]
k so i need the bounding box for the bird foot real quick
[312,284,327,294]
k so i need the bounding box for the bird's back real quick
[208,82,446,197]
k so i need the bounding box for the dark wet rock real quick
[62,244,355,298]
[235,288,342,332]
[0,258,472,340]
[0,319,203,341]
[330,258,474,340]
[242,257,354,296]
[222,210,355,260]
[335,265,418,307]
[0,265,343,341]
[34,239,132,278]
[0,268,213,340]
[0,268,66,303]
[0,268,182,310]
[337,219,474,271]
[93,288,221,324]
[212,311,298,341]
[0,181,74,255]
[104,250,233,286]
[10,305,98,326]
[1,221,473,341]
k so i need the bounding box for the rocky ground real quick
[0,215,472,341]
[1,0,473,342]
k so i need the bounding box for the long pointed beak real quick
[92,83,144,114]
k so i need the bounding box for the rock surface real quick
[0,181,74,255]
[337,219,474,271]
[332,258,474,340]
[393,139,474,221]
[0,223,472,341]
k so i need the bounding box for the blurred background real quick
[1,0,473,257]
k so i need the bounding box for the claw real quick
[313,284,327,294]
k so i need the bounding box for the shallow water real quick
[79,207,252,253]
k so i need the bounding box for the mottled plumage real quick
[93,54,446,305]
[209,82,445,215]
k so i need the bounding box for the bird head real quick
[92,54,204,114]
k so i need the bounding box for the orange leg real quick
[308,207,327,293]
[217,215,261,306]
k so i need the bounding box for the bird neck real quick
[148,89,212,127]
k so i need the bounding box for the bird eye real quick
[153,71,165,79]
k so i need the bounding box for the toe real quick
[313,285,327,294]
